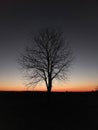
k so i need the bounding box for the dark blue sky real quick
[0,0,98,91]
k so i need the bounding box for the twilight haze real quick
[0,0,98,91]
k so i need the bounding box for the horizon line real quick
[0,89,95,92]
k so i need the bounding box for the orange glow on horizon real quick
[0,84,95,92]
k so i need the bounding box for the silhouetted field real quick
[0,91,98,130]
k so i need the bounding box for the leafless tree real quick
[19,27,73,92]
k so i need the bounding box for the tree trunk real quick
[47,76,52,103]
[47,85,51,93]
[47,76,52,93]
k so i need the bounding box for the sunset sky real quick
[0,0,98,91]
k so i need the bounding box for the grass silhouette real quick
[0,91,98,130]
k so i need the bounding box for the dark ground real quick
[0,91,98,130]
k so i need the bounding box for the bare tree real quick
[19,27,73,92]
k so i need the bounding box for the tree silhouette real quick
[95,85,98,92]
[19,28,73,92]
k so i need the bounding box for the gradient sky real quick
[0,0,98,91]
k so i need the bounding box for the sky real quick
[0,0,98,91]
